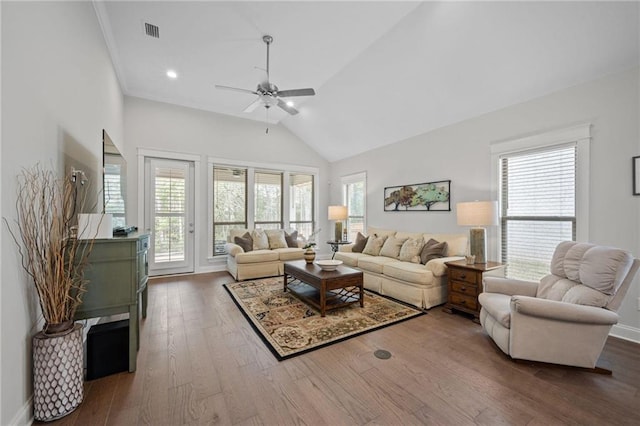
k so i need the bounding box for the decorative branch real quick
[4,165,97,333]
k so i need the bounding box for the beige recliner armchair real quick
[478,241,639,372]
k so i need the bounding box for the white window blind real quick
[500,144,576,280]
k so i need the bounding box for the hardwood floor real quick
[42,272,640,425]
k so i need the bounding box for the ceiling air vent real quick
[144,22,159,38]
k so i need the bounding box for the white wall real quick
[330,67,640,338]
[0,2,124,423]
[123,96,332,270]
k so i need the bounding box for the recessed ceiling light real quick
[166,70,177,79]
[286,100,294,107]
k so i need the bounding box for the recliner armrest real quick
[483,277,538,297]
[511,295,619,325]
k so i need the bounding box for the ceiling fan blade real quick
[277,99,299,115]
[243,98,263,113]
[215,84,258,95]
[276,88,315,98]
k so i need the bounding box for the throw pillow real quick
[399,238,425,263]
[420,238,448,264]
[251,229,269,250]
[362,234,388,256]
[234,232,253,253]
[285,230,299,248]
[265,229,288,249]
[380,236,408,259]
[352,232,368,253]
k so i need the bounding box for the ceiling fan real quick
[215,35,315,116]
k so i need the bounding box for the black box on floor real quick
[86,319,129,380]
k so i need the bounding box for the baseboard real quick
[610,323,640,343]
[9,396,33,426]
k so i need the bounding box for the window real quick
[342,172,366,241]
[289,174,315,239]
[104,160,126,228]
[494,124,590,281]
[254,171,283,230]
[213,167,247,255]
[210,159,318,256]
[154,166,186,262]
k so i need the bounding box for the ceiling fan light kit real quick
[215,35,315,117]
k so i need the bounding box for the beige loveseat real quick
[335,227,468,309]
[225,229,304,281]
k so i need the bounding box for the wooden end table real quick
[442,260,505,323]
[283,260,363,317]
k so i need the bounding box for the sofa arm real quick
[225,242,244,257]
[483,277,538,297]
[511,295,619,325]
[339,243,355,253]
[426,256,465,276]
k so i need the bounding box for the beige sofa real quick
[225,228,304,281]
[479,241,639,370]
[335,227,468,309]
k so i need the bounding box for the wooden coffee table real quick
[283,260,364,317]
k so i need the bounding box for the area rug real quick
[224,277,425,360]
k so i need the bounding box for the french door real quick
[144,157,195,275]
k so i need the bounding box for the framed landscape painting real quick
[384,180,451,211]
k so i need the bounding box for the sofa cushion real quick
[562,284,611,307]
[383,262,434,286]
[579,246,633,295]
[235,249,279,264]
[229,228,250,243]
[251,229,270,250]
[363,234,388,256]
[352,232,368,253]
[234,232,253,253]
[357,256,398,274]
[420,239,448,265]
[395,231,423,240]
[478,293,512,328]
[399,238,424,263]
[265,229,288,249]
[334,252,369,267]
[424,233,467,256]
[285,230,299,248]
[273,247,304,261]
[380,236,408,259]
[563,243,594,281]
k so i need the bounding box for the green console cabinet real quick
[75,233,149,372]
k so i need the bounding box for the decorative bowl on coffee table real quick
[315,260,343,271]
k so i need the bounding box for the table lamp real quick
[328,205,348,242]
[456,201,498,264]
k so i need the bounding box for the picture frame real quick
[384,180,451,212]
[634,156,640,196]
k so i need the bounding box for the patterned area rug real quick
[224,277,425,360]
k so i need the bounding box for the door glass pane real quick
[154,166,186,263]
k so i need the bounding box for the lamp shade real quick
[328,205,348,220]
[457,201,498,227]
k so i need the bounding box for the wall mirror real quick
[103,129,127,228]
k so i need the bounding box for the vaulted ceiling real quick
[95,1,639,162]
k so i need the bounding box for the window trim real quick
[208,157,319,258]
[490,124,591,259]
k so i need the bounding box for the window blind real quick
[500,144,576,280]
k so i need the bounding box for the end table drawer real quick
[450,292,478,311]
[451,281,478,296]
[449,268,477,284]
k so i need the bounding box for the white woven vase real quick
[32,323,84,421]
